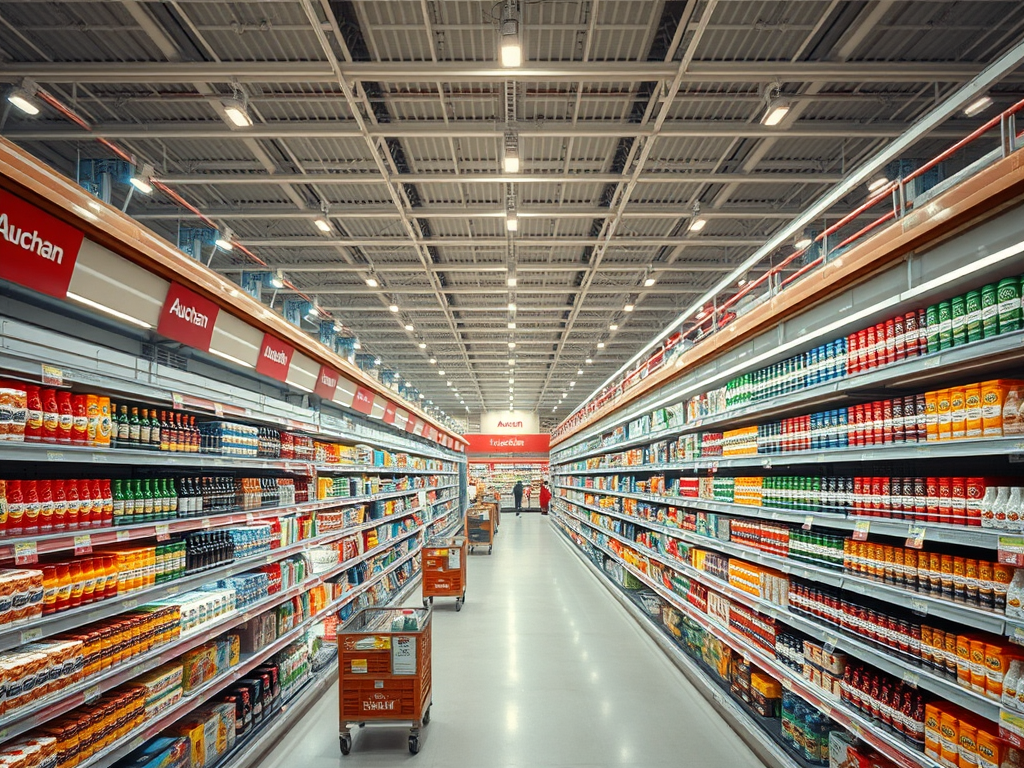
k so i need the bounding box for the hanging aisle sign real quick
[255,333,294,380]
[465,433,550,455]
[0,189,85,298]
[383,401,398,424]
[314,365,339,399]
[157,282,220,351]
[352,385,375,415]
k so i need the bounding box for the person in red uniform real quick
[539,481,552,516]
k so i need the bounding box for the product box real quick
[237,614,277,654]
[215,635,240,672]
[750,672,781,717]
[181,645,218,694]
[120,736,191,768]
[136,664,184,704]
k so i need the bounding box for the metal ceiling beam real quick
[1,60,1008,83]
[4,122,967,141]
[218,262,742,274]
[319,304,680,312]
[133,204,827,221]
[238,236,764,247]
[296,286,701,295]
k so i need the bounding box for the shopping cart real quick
[338,607,432,755]
[422,535,467,611]
[467,504,496,554]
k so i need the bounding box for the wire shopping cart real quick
[422,535,467,611]
[338,607,432,755]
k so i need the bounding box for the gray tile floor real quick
[256,514,766,767]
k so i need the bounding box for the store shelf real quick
[553,481,1001,549]
[72,540,424,768]
[0,504,427,653]
[556,500,1001,721]
[556,494,1007,634]
[556,434,1024,473]
[552,330,1024,464]
[553,518,940,768]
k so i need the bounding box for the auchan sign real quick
[314,365,339,399]
[157,282,220,351]
[465,433,550,455]
[0,189,84,298]
[255,333,294,381]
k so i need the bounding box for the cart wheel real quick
[455,598,462,612]
[409,735,420,754]
[489,545,493,554]
[429,596,434,604]
[422,598,429,608]
[340,735,352,755]
[423,706,431,726]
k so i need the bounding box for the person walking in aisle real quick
[512,480,524,516]
[539,481,551,516]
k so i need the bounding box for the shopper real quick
[513,480,524,516]
[539,481,551,516]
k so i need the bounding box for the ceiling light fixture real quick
[964,95,993,117]
[418,342,426,349]
[314,218,332,232]
[738,278,747,287]
[503,130,520,173]
[609,324,618,331]
[644,277,656,288]
[438,370,445,376]
[419,394,425,399]
[795,236,813,250]
[429,358,436,364]
[222,97,253,127]
[353,340,362,350]
[507,277,517,287]
[585,358,592,364]
[624,303,634,312]
[365,276,378,287]
[404,324,414,331]
[761,94,791,126]
[389,304,399,313]
[7,79,40,116]
[307,301,320,318]
[505,210,518,232]
[499,1,522,67]
[569,381,575,387]
[508,341,516,349]
[596,342,605,349]
[868,176,889,192]
[688,203,706,232]
[508,321,516,329]
[215,226,234,251]
[508,359,515,366]
[374,357,381,366]
[508,302,516,312]
[577,369,583,375]
[270,270,285,289]
[129,163,155,195]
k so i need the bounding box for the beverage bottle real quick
[129,407,141,447]
[54,563,72,612]
[189,416,200,452]
[80,558,96,605]
[68,561,84,609]
[149,410,161,450]
[64,479,80,530]
[98,397,112,447]
[24,385,42,441]
[86,394,100,446]
[133,479,145,522]
[71,394,88,446]
[37,479,54,534]
[159,411,170,451]
[172,413,184,452]
[51,479,68,532]
[102,555,117,599]
[77,478,94,528]
[116,405,129,447]
[41,388,59,443]
[167,477,178,517]
[22,480,40,535]
[178,477,191,517]
[99,479,113,527]
[57,391,74,443]
[139,408,151,447]
[41,565,57,615]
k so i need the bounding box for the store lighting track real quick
[66,292,153,329]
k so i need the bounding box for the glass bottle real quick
[139,408,151,447]
[159,411,170,451]
[150,410,161,450]
[112,479,125,525]
[128,407,141,448]
[116,405,130,447]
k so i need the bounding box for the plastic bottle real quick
[22,480,40,535]
[68,561,84,609]
[41,565,58,616]
[24,386,42,442]
[98,397,112,447]
[56,391,74,444]
[86,394,100,446]
[51,479,67,532]
[71,394,88,446]
[54,563,71,613]
[80,558,96,605]
[64,479,79,531]
[37,480,53,534]
[77,478,93,529]
[41,388,59,443]
[1010,486,1024,531]
[99,479,113,527]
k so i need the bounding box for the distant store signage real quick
[465,433,550,455]
[352,385,375,415]
[255,333,294,380]
[0,189,85,298]
[480,410,539,434]
[314,365,339,399]
[383,401,398,424]
[157,282,219,351]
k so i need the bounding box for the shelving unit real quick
[468,461,549,510]
[550,245,1024,768]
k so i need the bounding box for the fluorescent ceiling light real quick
[761,97,791,126]
[596,342,605,349]
[209,348,255,368]
[688,217,707,233]
[418,342,427,349]
[270,270,285,288]
[506,213,518,232]
[508,302,516,312]
[609,324,618,331]
[404,324,414,331]
[67,292,153,329]
[222,98,253,127]
[389,304,399,313]
[507,277,517,287]
[643,277,656,288]
[508,322,516,329]
[7,81,39,116]
[129,163,154,195]
[623,303,634,312]
[868,176,889,192]
[964,95,993,117]
[314,218,332,232]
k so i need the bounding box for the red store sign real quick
[383,401,398,425]
[157,282,220,351]
[0,190,85,299]
[465,433,550,455]
[352,385,375,415]
[314,365,339,399]
[255,333,294,381]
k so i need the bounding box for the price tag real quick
[91,453,108,463]
[121,598,138,610]
[46,451,64,462]
[156,524,170,542]
[906,525,926,549]
[41,364,64,387]
[802,515,814,531]
[999,536,1024,565]
[202,518,212,530]
[165,585,178,596]
[246,513,255,525]
[213,403,224,417]
[902,669,919,688]
[19,627,42,644]
[853,520,870,541]
[83,685,101,704]
[74,534,92,555]
[823,634,838,655]
[171,393,184,410]
[910,598,928,616]
[14,542,37,565]
[117,530,131,542]
[761,458,773,469]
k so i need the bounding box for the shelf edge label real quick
[255,333,294,380]
[157,282,219,351]
[0,188,84,298]
[314,365,339,399]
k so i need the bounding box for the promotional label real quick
[465,433,550,455]
[352,386,375,415]
[0,189,84,298]
[383,401,398,425]
[314,365,339,400]
[157,283,219,351]
[255,333,294,380]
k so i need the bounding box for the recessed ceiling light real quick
[644,277,656,288]
[609,324,618,331]
[597,342,605,349]
[365,276,378,287]
[404,324,414,331]
[418,342,426,349]
[624,303,634,312]
[429,358,436,364]
[507,277,517,287]
[389,304,399,313]
[314,218,332,233]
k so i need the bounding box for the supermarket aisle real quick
[257,516,765,767]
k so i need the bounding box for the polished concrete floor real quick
[257,514,766,767]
